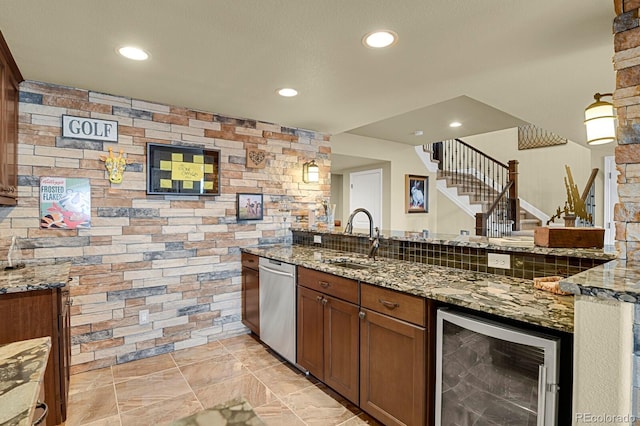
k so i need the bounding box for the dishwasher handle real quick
[259,264,295,278]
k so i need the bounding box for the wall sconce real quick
[302,160,319,183]
[584,92,616,145]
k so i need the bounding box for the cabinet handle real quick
[319,281,330,288]
[321,297,328,306]
[68,298,74,306]
[359,311,366,319]
[378,299,400,310]
[316,295,323,303]
[32,400,48,425]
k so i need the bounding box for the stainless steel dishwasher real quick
[258,257,296,365]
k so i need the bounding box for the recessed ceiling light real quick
[413,130,424,136]
[277,88,298,97]
[118,46,149,61]
[449,121,462,128]
[362,30,398,48]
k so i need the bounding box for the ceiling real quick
[0,1,615,146]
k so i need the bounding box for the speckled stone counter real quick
[559,259,640,303]
[0,262,70,294]
[169,397,264,426]
[243,245,575,332]
[0,337,51,426]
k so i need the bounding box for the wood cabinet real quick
[0,30,23,206]
[0,285,71,426]
[241,252,260,336]
[297,267,360,404]
[360,283,430,426]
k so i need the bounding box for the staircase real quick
[416,140,546,237]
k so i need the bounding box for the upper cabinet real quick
[0,30,23,206]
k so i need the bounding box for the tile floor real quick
[63,333,383,426]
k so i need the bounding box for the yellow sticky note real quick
[204,164,214,174]
[171,153,183,162]
[160,179,172,188]
[193,155,204,164]
[204,181,213,190]
[183,181,193,189]
[160,160,172,171]
[172,163,204,181]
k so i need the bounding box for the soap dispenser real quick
[6,236,25,270]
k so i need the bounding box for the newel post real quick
[508,160,520,231]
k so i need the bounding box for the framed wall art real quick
[405,174,428,213]
[147,143,220,195]
[237,193,263,221]
[40,176,92,229]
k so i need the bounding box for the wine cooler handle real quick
[537,364,547,426]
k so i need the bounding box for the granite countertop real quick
[559,259,640,303]
[244,245,575,333]
[0,337,51,426]
[0,262,70,294]
[169,397,264,426]
[294,227,617,261]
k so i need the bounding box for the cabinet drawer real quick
[241,252,259,270]
[361,283,426,327]
[297,267,358,304]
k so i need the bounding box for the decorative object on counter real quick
[61,114,118,142]
[146,143,220,196]
[4,236,25,271]
[39,176,91,229]
[302,159,319,183]
[236,193,263,221]
[245,148,266,168]
[99,147,133,184]
[534,226,604,249]
[405,174,428,213]
[547,165,592,227]
[533,276,572,296]
[584,92,616,146]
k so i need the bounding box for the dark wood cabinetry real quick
[241,252,260,336]
[0,30,23,206]
[297,267,360,404]
[0,286,71,426]
[360,283,431,426]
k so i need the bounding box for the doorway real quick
[349,169,383,231]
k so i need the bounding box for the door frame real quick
[348,168,383,229]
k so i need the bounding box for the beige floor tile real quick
[219,333,266,353]
[79,414,121,426]
[68,367,114,396]
[252,363,317,399]
[179,353,247,390]
[194,372,278,410]
[233,346,285,372]
[115,367,191,413]
[253,399,306,426]
[283,385,360,426]
[171,341,229,366]
[119,391,203,426]
[64,384,118,426]
[338,412,385,425]
[111,353,176,383]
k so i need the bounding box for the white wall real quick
[572,296,634,424]
[332,133,438,232]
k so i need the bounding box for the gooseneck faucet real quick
[344,208,374,238]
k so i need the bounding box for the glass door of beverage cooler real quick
[435,309,560,426]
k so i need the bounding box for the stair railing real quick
[576,168,599,227]
[431,139,519,237]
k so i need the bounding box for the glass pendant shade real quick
[585,93,616,145]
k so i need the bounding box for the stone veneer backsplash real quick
[1,80,330,374]
[292,230,609,279]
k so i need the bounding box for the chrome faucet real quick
[345,208,380,260]
[345,208,374,238]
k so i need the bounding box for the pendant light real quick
[584,93,616,145]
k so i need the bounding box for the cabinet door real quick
[324,295,359,405]
[58,288,71,421]
[360,308,426,426]
[241,266,260,336]
[0,38,19,205]
[296,286,324,379]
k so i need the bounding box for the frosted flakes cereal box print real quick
[40,177,91,229]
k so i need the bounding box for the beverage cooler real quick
[435,309,560,426]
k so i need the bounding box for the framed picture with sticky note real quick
[146,143,220,195]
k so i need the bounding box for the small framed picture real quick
[405,174,428,213]
[237,193,264,221]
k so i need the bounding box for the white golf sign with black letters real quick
[62,115,118,142]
